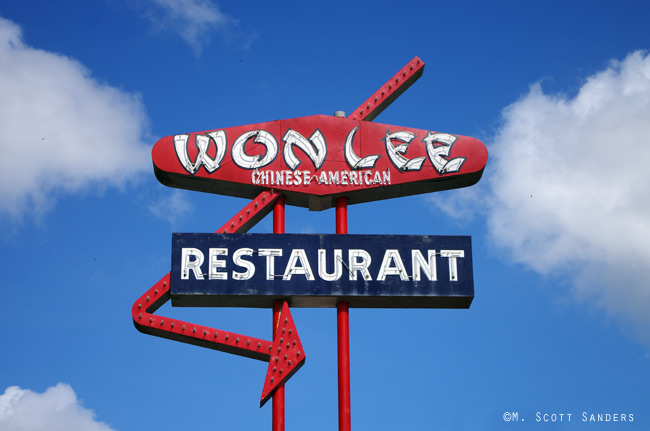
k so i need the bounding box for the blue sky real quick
[1,1,650,430]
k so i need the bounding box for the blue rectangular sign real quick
[170,233,473,308]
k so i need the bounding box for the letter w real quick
[174,131,227,175]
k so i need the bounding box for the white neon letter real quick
[440,250,465,281]
[344,126,380,169]
[181,248,204,280]
[231,130,278,169]
[282,249,315,280]
[384,130,425,171]
[377,249,408,281]
[411,250,437,281]
[348,249,372,281]
[423,132,465,174]
[282,129,327,171]
[208,248,228,280]
[318,249,343,281]
[232,248,255,280]
[174,131,227,175]
[259,248,282,280]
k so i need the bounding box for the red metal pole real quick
[272,301,285,431]
[273,196,285,431]
[336,197,348,235]
[335,197,351,431]
[273,195,285,234]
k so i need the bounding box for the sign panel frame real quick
[171,233,474,309]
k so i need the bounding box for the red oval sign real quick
[152,115,488,209]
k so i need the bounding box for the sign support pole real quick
[273,195,286,431]
[336,196,351,431]
[332,57,426,430]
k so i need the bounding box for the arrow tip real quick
[260,301,306,407]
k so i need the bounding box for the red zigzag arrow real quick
[131,189,305,407]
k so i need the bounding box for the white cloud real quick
[433,51,650,348]
[0,17,150,221]
[0,384,116,431]
[147,188,192,226]
[137,0,252,54]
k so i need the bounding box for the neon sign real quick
[153,115,488,209]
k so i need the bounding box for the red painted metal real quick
[273,195,285,234]
[272,197,285,429]
[132,272,272,359]
[335,197,351,431]
[337,301,351,431]
[348,56,425,122]
[152,115,488,210]
[271,302,285,429]
[218,189,282,233]
[335,197,348,235]
[262,300,304,407]
[131,189,305,401]
[330,56,427,430]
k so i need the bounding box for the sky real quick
[1,0,649,430]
